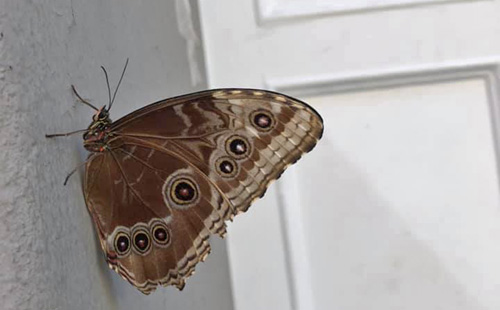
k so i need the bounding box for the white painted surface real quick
[0,1,233,309]
[198,0,500,309]
[301,78,500,309]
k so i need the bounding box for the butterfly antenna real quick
[101,65,112,108]
[108,58,129,111]
[71,85,99,111]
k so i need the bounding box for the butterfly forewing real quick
[84,89,323,294]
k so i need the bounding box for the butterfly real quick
[47,60,324,294]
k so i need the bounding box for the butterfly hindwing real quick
[85,142,225,293]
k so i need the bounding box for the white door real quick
[198,1,500,310]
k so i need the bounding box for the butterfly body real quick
[83,108,113,152]
[71,88,323,294]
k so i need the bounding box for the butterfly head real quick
[83,106,112,152]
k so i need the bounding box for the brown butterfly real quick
[47,60,324,294]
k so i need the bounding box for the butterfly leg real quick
[45,84,99,138]
[45,128,87,138]
[62,160,90,185]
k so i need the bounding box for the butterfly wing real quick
[84,89,323,294]
[85,146,224,293]
[112,89,324,214]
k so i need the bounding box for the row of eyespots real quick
[161,109,277,201]
[214,109,276,178]
[215,136,248,179]
[114,222,171,257]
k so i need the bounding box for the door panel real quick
[299,78,500,310]
[198,0,500,309]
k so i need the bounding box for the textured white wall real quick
[0,0,233,309]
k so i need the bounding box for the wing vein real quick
[108,149,164,219]
[85,154,105,202]
[106,154,118,230]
